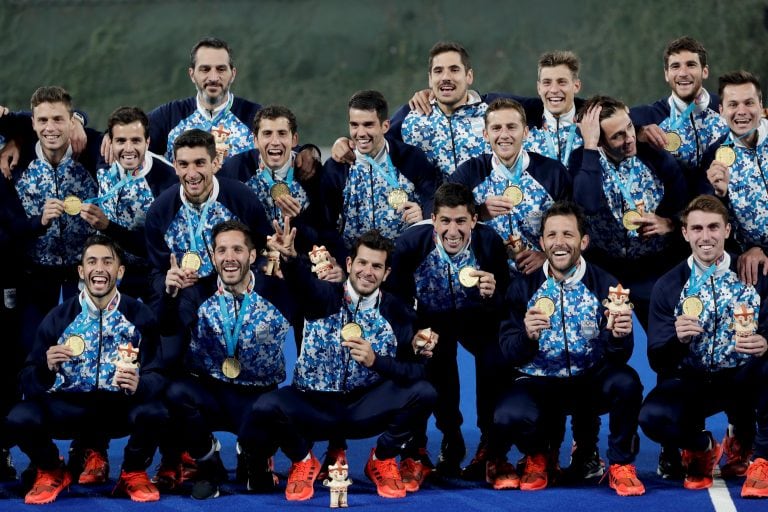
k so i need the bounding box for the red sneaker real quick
[607,463,645,496]
[721,431,752,478]
[115,470,160,502]
[285,452,320,501]
[742,458,768,498]
[520,453,548,491]
[486,458,520,490]
[78,449,109,484]
[682,434,722,490]
[399,450,433,492]
[25,466,72,505]
[364,448,406,498]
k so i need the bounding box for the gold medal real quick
[63,195,82,216]
[340,322,363,342]
[387,188,408,209]
[503,185,523,206]
[458,266,479,287]
[180,251,202,271]
[682,296,704,317]
[65,334,85,357]
[270,182,291,200]
[664,131,682,152]
[534,297,556,317]
[622,209,642,231]
[715,146,736,167]
[222,357,241,379]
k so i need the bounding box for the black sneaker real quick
[435,431,466,477]
[246,455,278,493]
[564,447,605,482]
[0,449,16,481]
[657,446,684,480]
[461,437,489,481]
[191,450,227,500]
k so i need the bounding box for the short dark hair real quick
[540,201,588,238]
[718,70,762,102]
[81,234,124,265]
[253,105,297,135]
[433,182,476,217]
[681,194,730,227]
[212,220,255,251]
[173,129,216,160]
[350,229,394,267]
[30,86,73,114]
[538,50,580,80]
[664,36,708,69]
[428,41,471,72]
[348,90,389,123]
[190,37,234,68]
[485,97,527,127]
[107,106,149,139]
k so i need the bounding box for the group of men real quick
[0,33,766,507]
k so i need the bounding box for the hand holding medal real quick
[341,336,376,368]
[525,300,553,340]
[706,158,731,198]
[165,253,199,297]
[41,198,66,227]
[46,343,76,372]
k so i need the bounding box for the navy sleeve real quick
[647,270,689,375]
[572,148,606,215]
[498,275,540,366]
[388,104,411,143]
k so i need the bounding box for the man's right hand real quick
[409,89,434,115]
[41,198,65,226]
[0,138,20,178]
[46,344,73,371]
[165,253,198,297]
[100,133,115,165]
[674,314,703,344]
[706,160,730,197]
[524,307,551,341]
[636,123,667,151]
[331,137,356,164]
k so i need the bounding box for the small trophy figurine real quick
[732,303,757,337]
[323,461,352,508]
[602,284,633,330]
[505,233,526,259]
[113,343,139,386]
[262,240,281,277]
[309,245,334,278]
[413,327,438,355]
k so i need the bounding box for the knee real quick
[407,380,438,409]
[604,366,643,399]
[638,399,673,441]
[493,404,533,432]
[129,401,170,429]
[5,401,43,435]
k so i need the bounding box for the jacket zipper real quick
[560,284,571,376]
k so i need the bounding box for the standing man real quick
[490,201,644,496]
[241,226,437,501]
[630,36,728,180]
[640,195,768,497]
[386,183,510,479]
[574,95,688,330]
[323,90,438,260]
[703,70,768,286]
[449,97,572,276]
[162,220,294,499]
[6,235,167,504]
[81,106,177,301]
[144,128,271,305]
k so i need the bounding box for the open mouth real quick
[438,82,456,95]
[91,275,109,286]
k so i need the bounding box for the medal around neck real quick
[270,182,291,200]
[458,266,479,287]
[534,297,556,317]
[664,131,682,152]
[503,185,523,206]
[715,146,736,167]
[65,334,86,357]
[181,251,202,271]
[63,195,82,216]
[222,357,241,379]
[341,322,363,342]
[682,296,704,317]
[387,188,408,209]
[622,210,642,231]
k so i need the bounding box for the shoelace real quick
[375,458,400,479]
[526,455,547,474]
[35,470,65,489]
[611,464,638,481]
[750,460,768,479]
[290,459,315,482]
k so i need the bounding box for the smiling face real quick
[484,107,529,166]
[432,205,477,255]
[174,145,216,204]
[537,64,581,116]
[349,108,389,156]
[111,121,148,172]
[255,116,297,170]
[78,244,125,307]
[682,210,730,266]
[429,51,473,114]
[189,47,236,108]
[664,50,708,103]
[720,82,763,140]
[213,229,256,292]
[539,214,589,278]
[32,101,73,161]
[345,245,390,297]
